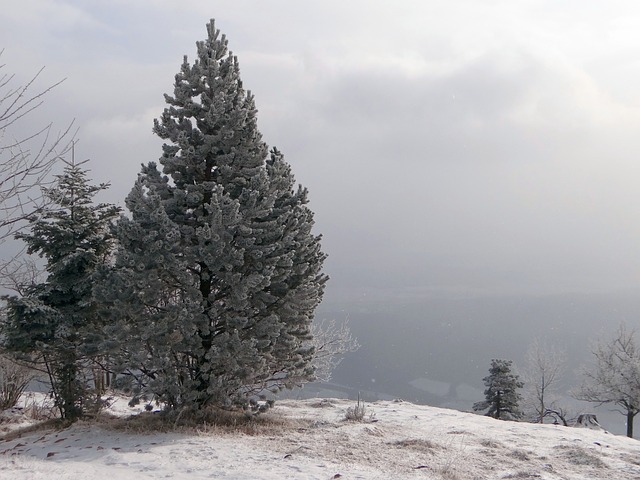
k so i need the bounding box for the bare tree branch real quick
[0,253,43,294]
[309,318,360,383]
[522,338,566,423]
[575,324,640,438]
[0,49,76,278]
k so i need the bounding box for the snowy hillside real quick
[2,396,640,479]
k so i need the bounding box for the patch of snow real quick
[2,396,640,479]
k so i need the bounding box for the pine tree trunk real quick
[57,357,82,420]
[627,410,635,438]
[194,264,214,407]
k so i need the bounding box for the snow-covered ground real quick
[2,396,639,479]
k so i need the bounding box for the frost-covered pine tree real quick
[473,359,524,420]
[98,20,327,411]
[2,158,120,420]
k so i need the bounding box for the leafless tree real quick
[522,338,566,423]
[0,49,75,286]
[575,324,640,438]
[309,318,360,383]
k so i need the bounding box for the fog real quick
[3,1,640,433]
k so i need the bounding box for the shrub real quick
[345,394,373,422]
[0,354,34,410]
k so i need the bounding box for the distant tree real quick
[96,19,327,412]
[0,50,75,282]
[522,338,566,423]
[474,359,524,420]
[2,158,120,420]
[575,324,640,438]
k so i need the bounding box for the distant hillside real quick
[318,291,640,434]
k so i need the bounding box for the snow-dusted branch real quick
[575,324,640,438]
[309,318,360,383]
[522,338,566,424]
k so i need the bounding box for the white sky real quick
[3,1,640,300]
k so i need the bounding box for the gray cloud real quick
[3,1,640,301]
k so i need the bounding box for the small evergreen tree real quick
[473,359,524,420]
[97,19,327,411]
[2,158,120,420]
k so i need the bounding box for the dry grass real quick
[344,398,368,421]
[100,406,312,436]
[309,399,337,408]
[2,404,311,444]
[343,395,376,423]
[556,445,607,468]
[0,418,66,442]
[508,449,532,461]
[502,472,543,479]
[390,438,440,451]
[480,438,503,449]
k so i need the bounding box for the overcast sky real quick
[4,1,640,303]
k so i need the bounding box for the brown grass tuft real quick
[100,407,311,436]
[391,438,440,451]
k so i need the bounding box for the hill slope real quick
[1,397,639,479]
